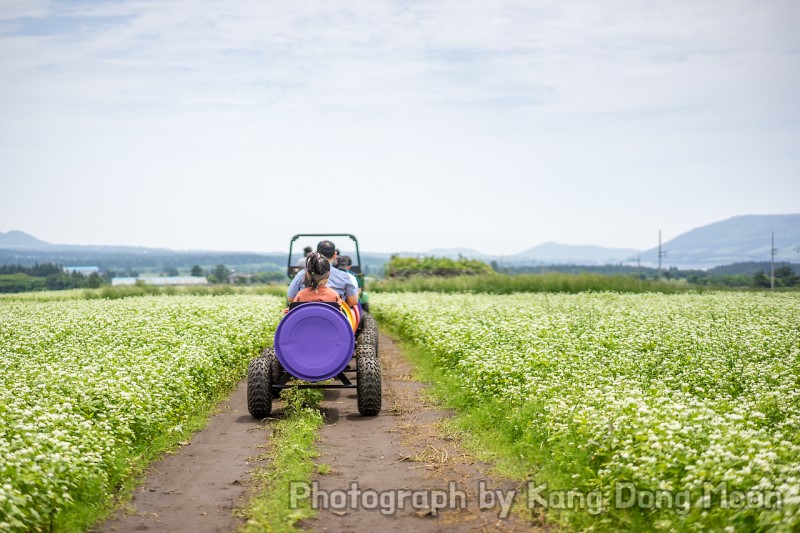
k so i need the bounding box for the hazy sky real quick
[1,0,798,254]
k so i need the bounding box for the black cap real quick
[317,240,336,258]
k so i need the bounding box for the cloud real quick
[1,0,798,253]
[4,0,798,118]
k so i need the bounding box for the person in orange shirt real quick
[292,252,343,304]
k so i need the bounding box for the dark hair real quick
[304,252,331,290]
[317,240,336,259]
[303,246,313,255]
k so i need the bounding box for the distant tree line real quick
[203,264,284,284]
[0,263,105,293]
[3,257,795,294]
[0,260,291,293]
[494,261,800,288]
[752,266,800,288]
[0,263,64,276]
[0,249,287,270]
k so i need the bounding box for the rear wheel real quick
[262,347,283,398]
[360,314,379,351]
[357,345,381,416]
[362,313,377,332]
[247,357,272,418]
[355,334,376,358]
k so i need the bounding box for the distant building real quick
[64,266,100,275]
[228,273,253,284]
[111,276,209,286]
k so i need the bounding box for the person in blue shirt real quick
[287,240,359,307]
[295,246,313,267]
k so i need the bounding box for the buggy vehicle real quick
[247,234,380,418]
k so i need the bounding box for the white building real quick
[111,276,209,286]
[64,266,100,275]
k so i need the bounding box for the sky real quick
[1,0,798,255]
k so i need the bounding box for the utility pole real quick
[657,230,668,279]
[770,231,776,290]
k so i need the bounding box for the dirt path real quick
[98,331,540,533]
[303,332,538,532]
[97,381,269,533]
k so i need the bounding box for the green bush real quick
[385,255,494,278]
[0,273,48,293]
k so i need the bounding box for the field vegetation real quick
[4,267,798,532]
[374,292,800,531]
[0,295,283,531]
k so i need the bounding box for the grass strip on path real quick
[239,389,325,533]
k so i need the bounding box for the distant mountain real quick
[0,230,205,255]
[641,214,800,268]
[509,242,640,265]
[397,244,638,265]
[4,214,798,272]
[0,230,50,248]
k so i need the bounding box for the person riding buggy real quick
[286,239,360,330]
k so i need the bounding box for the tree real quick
[191,265,203,277]
[774,266,800,287]
[752,271,770,288]
[251,271,284,283]
[87,272,103,288]
[213,264,231,284]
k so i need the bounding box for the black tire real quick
[356,332,377,359]
[362,313,377,331]
[355,341,370,359]
[358,329,378,353]
[357,330,375,346]
[357,346,381,416]
[262,347,283,398]
[362,314,378,350]
[247,357,272,418]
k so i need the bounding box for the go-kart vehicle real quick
[247,234,380,418]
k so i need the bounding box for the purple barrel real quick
[274,302,355,382]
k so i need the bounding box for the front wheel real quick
[247,357,272,418]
